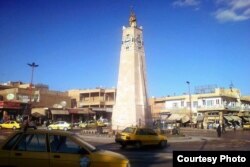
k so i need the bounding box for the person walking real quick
[233,122,236,132]
[216,124,222,137]
[222,123,226,133]
[22,117,29,131]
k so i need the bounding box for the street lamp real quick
[186,81,192,126]
[27,62,39,103]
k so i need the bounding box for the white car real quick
[102,119,111,126]
[48,121,71,131]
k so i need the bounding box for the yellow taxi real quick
[79,120,105,128]
[243,123,250,130]
[48,121,71,131]
[115,127,168,149]
[0,129,130,167]
[0,120,21,130]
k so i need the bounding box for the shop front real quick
[0,101,30,122]
[196,114,204,129]
[50,109,70,122]
[167,113,190,127]
[224,115,242,128]
[68,108,95,124]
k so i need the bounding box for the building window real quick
[172,103,178,108]
[208,112,219,116]
[216,99,220,105]
[231,102,236,106]
[193,101,198,108]
[181,101,184,107]
[202,100,206,106]
[207,100,214,106]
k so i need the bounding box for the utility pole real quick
[27,62,39,104]
[186,81,192,127]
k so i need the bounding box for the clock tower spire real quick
[129,8,137,27]
[112,10,152,131]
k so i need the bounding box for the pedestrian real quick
[46,120,50,127]
[222,123,226,133]
[22,118,29,131]
[233,122,236,132]
[216,124,222,137]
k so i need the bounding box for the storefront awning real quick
[230,116,241,121]
[51,110,69,115]
[167,114,182,121]
[243,117,250,122]
[92,107,112,112]
[160,115,169,120]
[181,115,190,123]
[224,116,233,121]
[68,108,95,114]
[31,108,46,117]
[224,115,242,122]
[164,119,176,123]
[0,101,21,109]
[167,114,190,123]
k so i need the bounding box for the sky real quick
[0,0,250,97]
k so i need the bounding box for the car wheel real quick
[159,140,167,148]
[48,127,52,130]
[12,126,16,130]
[63,127,68,131]
[135,141,142,149]
[0,126,2,129]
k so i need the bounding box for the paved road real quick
[0,128,249,167]
[78,130,250,167]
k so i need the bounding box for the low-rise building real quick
[68,88,116,121]
[0,82,71,124]
[150,88,250,129]
[2,81,250,129]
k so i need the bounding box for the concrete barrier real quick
[79,127,114,137]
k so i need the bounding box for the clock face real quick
[123,35,132,47]
[135,36,142,47]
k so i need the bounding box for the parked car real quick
[72,121,82,127]
[101,119,111,127]
[47,121,71,131]
[79,120,105,128]
[243,123,250,130]
[0,129,130,167]
[0,121,21,130]
[115,127,168,149]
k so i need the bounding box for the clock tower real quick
[112,10,152,130]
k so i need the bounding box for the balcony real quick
[242,106,250,111]
[161,107,189,113]
[79,100,105,107]
[197,105,244,111]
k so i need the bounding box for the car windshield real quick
[74,134,97,152]
[122,127,136,134]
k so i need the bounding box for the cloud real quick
[214,0,250,22]
[172,0,200,7]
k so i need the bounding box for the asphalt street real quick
[0,128,250,167]
[77,129,250,167]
